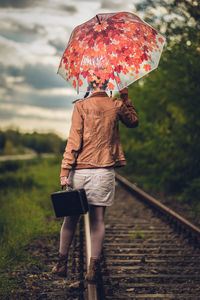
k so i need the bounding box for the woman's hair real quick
[84,91,90,98]
[84,90,112,98]
[84,78,110,98]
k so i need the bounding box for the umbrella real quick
[57,12,165,93]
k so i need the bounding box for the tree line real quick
[118,0,200,206]
[0,129,66,155]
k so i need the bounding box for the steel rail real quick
[115,173,200,244]
[84,213,98,300]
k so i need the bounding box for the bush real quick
[0,157,62,272]
[181,178,200,205]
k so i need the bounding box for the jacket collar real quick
[90,91,108,98]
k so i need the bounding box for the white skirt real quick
[68,168,115,206]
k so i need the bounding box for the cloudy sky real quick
[0,0,142,138]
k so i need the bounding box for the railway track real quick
[8,173,200,299]
[82,174,200,300]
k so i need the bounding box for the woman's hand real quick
[120,86,128,94]
[60,176,70,187]
[120,86,128,102]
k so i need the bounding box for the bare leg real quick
[59,215,80,256]
[89,205,106,259]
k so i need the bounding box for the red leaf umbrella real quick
[57,12,166,93]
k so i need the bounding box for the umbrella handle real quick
[96,14,101,25]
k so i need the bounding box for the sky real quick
[0,0,142,138]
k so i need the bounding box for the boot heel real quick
[52,253,68,277]
[85,257,101,283]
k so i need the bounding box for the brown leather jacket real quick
[60,88,138,177]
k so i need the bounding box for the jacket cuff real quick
[60,168,70,177]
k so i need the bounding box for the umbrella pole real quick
[96,14,101,25]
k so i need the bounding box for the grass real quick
[129,230,147,240]
[0,156,63,298]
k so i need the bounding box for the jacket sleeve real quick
[60,103,83,176]
[118,88,138,128]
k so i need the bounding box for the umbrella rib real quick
[77,77,79,94]
[78,48,87,91]
[115,70,123,90]
[78,35,97,92]
[103,48,121,91]
[113,71,120,91]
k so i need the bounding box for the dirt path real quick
[0,153,55,162]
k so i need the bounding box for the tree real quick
[0,131,6,150]
[119,26,200,201]
[135,0,200,41]
[3,140,14,155]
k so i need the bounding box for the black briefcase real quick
[51,186,89,217]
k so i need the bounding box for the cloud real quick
[0,103,71,121]
[0,88,76,110]
[0,63,68,92]
[0,102,73,138]
[0,0,40,8]
[0,19,46,43]
[1,64,21,77]
[0,35,36,67]
[21,63,66,90]
[100,0,134,10]
[48,40,65,56]
[0,35,61,70]
[0,65,83,111]
[0,62,81,111]
[59,4,77,13]
[18,93,74,110]
[0,72,7,88]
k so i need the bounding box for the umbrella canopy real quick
[57,12,166,93]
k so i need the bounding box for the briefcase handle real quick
[61,185,73,191]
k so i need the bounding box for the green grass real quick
[0,156,63,297]
[129,230,147,240]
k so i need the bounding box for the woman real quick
[52,83,138,283]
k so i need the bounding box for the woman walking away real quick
[52,83,138,283]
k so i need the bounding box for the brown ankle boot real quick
[52,253,68,277]
[85,257,101,283]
